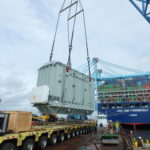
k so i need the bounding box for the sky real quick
[0,0,149,114]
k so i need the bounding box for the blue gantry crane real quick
[76,58,150,110]
[129,0,150,23]
[76,58,149,79]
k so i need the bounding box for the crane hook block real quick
[66,67,71,72]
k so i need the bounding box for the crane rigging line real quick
[67,0,73,46]
[79,0,91,81]
[49,0,66,61]
[49,0,91,80]
[99,62,121,76]
[99,60,144,74]
[80,61,93,74]
[67,0,78,68]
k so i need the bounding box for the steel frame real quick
[129,0,150,23]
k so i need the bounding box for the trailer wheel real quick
[80,130,82,134]
[87,127,91,133]
[66,133,71,139]
[82,129,85,134]
[85,128,88,133]
[58,133,65,142]
[90,127,93,132]
[1,142,16,150]
[38,136,48,150]
[71,131,75,137]
[50,134,57,145]
[76,130,79,136]
[22,139,34,150]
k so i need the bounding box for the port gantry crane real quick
[77,58,150,110]
[129,0,150,23]
[77,58,150,82]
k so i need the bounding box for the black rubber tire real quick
[94,126,97,132]
[38,136,48,150]
[0,142,16,150]
[66,133,71,140]
[22,139,34,150]
[71,131,75,137]
[82,129,85,134]
[76,130,79,136]
[80,129,83,134]
[90,127,93,132]
[58,133,65,142]
[50,134,57,145]
[85,128,88,134]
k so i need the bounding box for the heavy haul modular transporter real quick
[0,112,96,150]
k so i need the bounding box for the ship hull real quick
[98,102,150,125]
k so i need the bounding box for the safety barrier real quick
[120,126,133,150]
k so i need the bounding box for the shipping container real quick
[98,74,150,103]
[31,61,94,115]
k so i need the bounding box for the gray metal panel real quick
[35,61,94,115]
[0,113,9,134]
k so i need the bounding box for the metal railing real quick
[120,125,133,150]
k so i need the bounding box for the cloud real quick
[0,0,149,114]
[0,75,36,112]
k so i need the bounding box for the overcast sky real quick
[0,0,149,113]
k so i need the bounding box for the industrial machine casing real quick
[32,61,94,115]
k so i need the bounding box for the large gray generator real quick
[31,61,94,115]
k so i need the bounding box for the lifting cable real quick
[67,0,72,47]
[66,0,78,69]
[49,0,91,81]
[79,0,91,81]
[49,0,66,61]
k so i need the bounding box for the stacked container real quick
[98,74,150,103]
